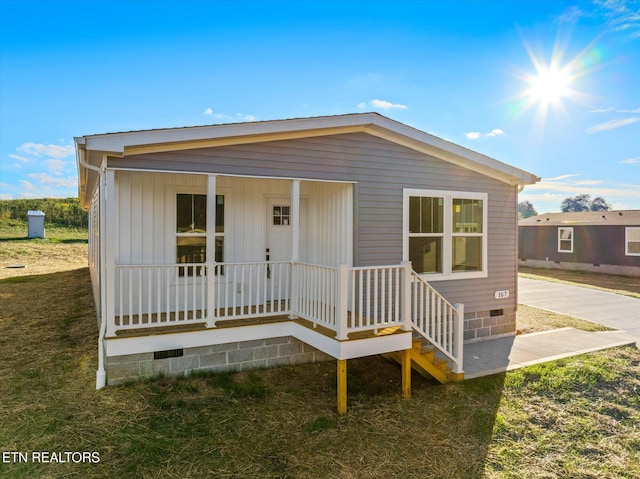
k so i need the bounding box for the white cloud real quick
[19,180,35,190]
[204,111,256,123]
[17,142,74,159]
[595,0,640,39]
[368,99,408,110]
[573,180,604,185]
[621,157,640,164]
[616,108,640,113]
[357,102,367,109]
[589,107,615,113]
[544,174,581,181]
[9,153,30,163]
[465,128,505,139]
[526,176,640,199]
[27,173,77,188]
[586,117,640,133]
[44,159,65,176]
[557,5,586,23]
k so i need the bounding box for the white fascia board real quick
[105,322,294,356]
[82,114,379,154]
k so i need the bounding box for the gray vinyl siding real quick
[519,224,640,267]
[109,132,519,314]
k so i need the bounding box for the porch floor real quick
[112,311,405,342]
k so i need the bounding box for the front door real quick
[266,197,307,300]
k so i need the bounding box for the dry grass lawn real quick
[0,224,87,279]
[519,266,640,299]
[1,227,639,478]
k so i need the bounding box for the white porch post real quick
[206,174,217,327]
[401,260,413,331]
[336,264,350,340]
[453,303,465,374]
[291,179,300,262]
[104,169,116,338]
[289,180,301,318]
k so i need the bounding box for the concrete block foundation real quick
[463,307,517,343]
[106,336,333,386]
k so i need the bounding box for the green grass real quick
[0,218,87,242]
[0,231,638,478]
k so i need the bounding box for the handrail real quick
[410,271,464,373]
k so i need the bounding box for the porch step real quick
[385,339,463,384]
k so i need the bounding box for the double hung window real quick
[404,189,487,280]
[626,227,640,256]
[557,227,573,253]
[176,193,224,275]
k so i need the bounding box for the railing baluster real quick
[373,269,378,328]
[395,267,400,323]
[147,267,152,324]
[128,268,133,326]
[380,269,388,323]
[358,270,363,329]
[118,268,123,326]
[262,263,267,314]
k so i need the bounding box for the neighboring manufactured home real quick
[76,113,539,409]
[519,210,640,277]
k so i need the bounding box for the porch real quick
[106,260,464,379]
[92,169,464,411]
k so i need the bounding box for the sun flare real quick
[528,66,572,105]
[508,33,600,130]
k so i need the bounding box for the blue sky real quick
[1,0,638,213]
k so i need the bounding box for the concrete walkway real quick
[464,328,635,379]
[518,277,640,342]
[462,277,639,378]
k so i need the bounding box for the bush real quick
[0,198,88,228]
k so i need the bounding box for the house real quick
[76,112,539,412]
[519,210,640,277]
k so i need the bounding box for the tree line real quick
[519,194,612,219]
[0,198,88,228]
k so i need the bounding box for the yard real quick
[1,223,638,478]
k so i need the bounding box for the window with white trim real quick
[626,227,640,256]
[558,227,573,253]
[404,189,487,280]
[176,194,224,275]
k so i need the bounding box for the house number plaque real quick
[494,290,510,299]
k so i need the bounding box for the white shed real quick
[27,210,45,238]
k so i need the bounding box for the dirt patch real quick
[0,240,88,279]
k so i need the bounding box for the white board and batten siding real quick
[109,132,519,314]
[113,172,352,267]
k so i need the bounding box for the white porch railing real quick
[410,271,464,374]
[211,261,291,320]
[114,264,207,331]
[292,262,339,330]
[111,261,464,373]
[347,264,411,338]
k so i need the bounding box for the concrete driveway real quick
[518,277,640,343]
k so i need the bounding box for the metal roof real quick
[519,210,640,226]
